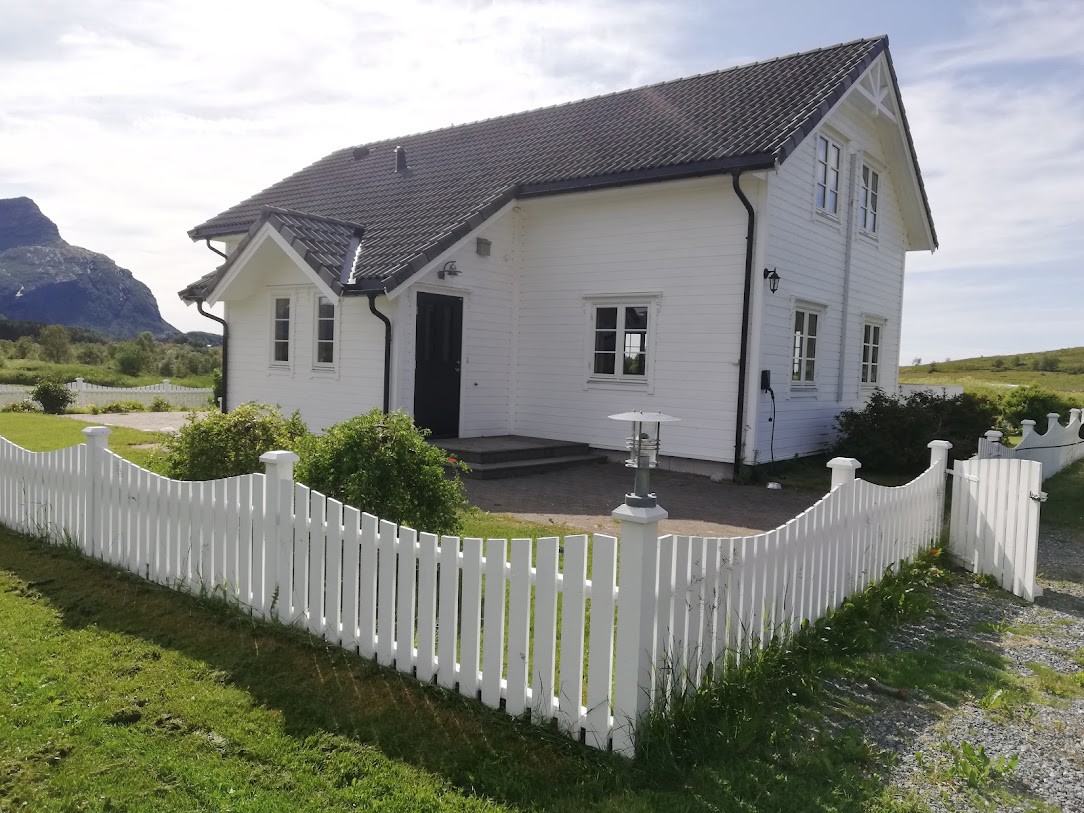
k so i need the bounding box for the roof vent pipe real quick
[394,146,407,173]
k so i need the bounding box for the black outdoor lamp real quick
[763,267,781,294]
[608,410,681,508]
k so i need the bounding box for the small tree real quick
[160,402,307,481]
[31,379,75,414]
[114,343,149,376]
[295,409,466,536]
[38,325,72,363]
[1000,386,1079,431]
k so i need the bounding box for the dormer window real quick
[815,135,842,215]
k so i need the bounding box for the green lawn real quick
[0,358,213,389]
[1041,458,1084,534]
[0,413,169,470]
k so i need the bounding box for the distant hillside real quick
[0,197,180,339]
[900,346,1084,401]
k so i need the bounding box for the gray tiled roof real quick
[184,36,932,300]
[181,208,363,302]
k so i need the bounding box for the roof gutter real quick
[366,290,392,413]
[731,171,756,482]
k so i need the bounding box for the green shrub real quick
[1,400,40,413]
[150,396,172,412]
[999,386,1080,431]
[295,409,466,536]
[161,402,307,481]
[114,345,149,376]
[833,389,999,473]
[31,379,75,414]
[101,400,148,414]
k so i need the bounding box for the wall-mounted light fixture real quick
[476,238,491,257]
[438,260,459,280]
[763,267,781,294]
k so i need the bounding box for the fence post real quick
[1047,413,1062,433]
[826,457,861,490]
[611,501,666,758]
[1020,420,1036,442]
[980,430,1003,459]
[260,450,299,623]
[927,440,953,540]
[81,426,111,557]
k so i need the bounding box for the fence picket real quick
[340,506,362,651]
[436,535,460,690]
[585,534,617,749]
[396,526,418,672]
[558,534,588,735]
[459,538,484,698]
[505,538,532,717]
[357,513,379,658]
[416,532,439,682]
[531,536,559,722]
[376,519,398,668]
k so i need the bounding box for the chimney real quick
[394,146,408,173]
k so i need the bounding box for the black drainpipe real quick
[197,239,229,412]
[731,172,756,482]
[367,292,392,413]
[195,300,228,413]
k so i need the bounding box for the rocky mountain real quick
[0,197,179,338]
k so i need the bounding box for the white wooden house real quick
[181,36,936,477]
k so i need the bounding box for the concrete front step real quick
[459,452,607,479]
[432,435,607,479]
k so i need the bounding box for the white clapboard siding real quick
[0,428,958,757]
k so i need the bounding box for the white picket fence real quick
[978,410,1084,480]
[0,429,951,757]
[0,378,212,410]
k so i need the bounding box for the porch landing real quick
[432,435,606,479]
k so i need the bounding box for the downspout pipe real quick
[367,292,392,413]
[731,172,756,482]
[195,300,228,413]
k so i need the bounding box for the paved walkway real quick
[464,462,821,537]
[62,411,206,433]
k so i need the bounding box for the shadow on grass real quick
[0,529,949,813]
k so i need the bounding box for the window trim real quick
[858,162,880,236]
[790,300,826,393]
[312,294,339,370]
[269,293,294,370]
[860,315,886,389]
[814,133,843,217]
[583,293,660,391]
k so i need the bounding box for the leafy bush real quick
[833,389,999,473]
[114,345,149,376]
[295,409,466,536]
[999,386,1080,431]
[150,396,172,412]
[1,400,40,413]
[101,400,148,414]
[31,379,75,414]
[161,402,307,481]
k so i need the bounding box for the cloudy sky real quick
[1,0,1080,362]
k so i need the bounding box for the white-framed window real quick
[314,295,336,366]
[271,296,291,365]
[861,320,884,386]
[592,303,649,378]
[859,164,880,234]
[815,135,842,215]
[792,306,821,385]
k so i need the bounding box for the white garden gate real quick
[948,457,1043,601]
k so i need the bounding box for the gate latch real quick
[1030,491,1048,503]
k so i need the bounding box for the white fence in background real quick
[0,430,951,757]
[978,410,1084,481]
[0,378,212,410]
[948,457,1042,602]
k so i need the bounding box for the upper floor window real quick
[861,321,882,386]
[272,297,290,364]
[593,304,649,378]
[315,296,335,365]
[815,135,842,215]
[792,308,819,384]
[859,164,880,233]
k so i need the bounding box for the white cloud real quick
[0,0,692,332]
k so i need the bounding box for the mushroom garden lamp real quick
[608,411,680,508]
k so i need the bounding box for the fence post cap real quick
[162,379,170,385]
[611,503,668,523]
[81,426,112,437]
[259,450,300,464]
[1020,419,1037,427]
[826,456,862,470]
[983,430,1003,441]
[927,440,953,450]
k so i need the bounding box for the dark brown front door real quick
[414,292,462,439]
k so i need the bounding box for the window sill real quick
[813,208,841,227]
[858,229,879,243]
[788,385,819,400]
[586,376,650,391]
